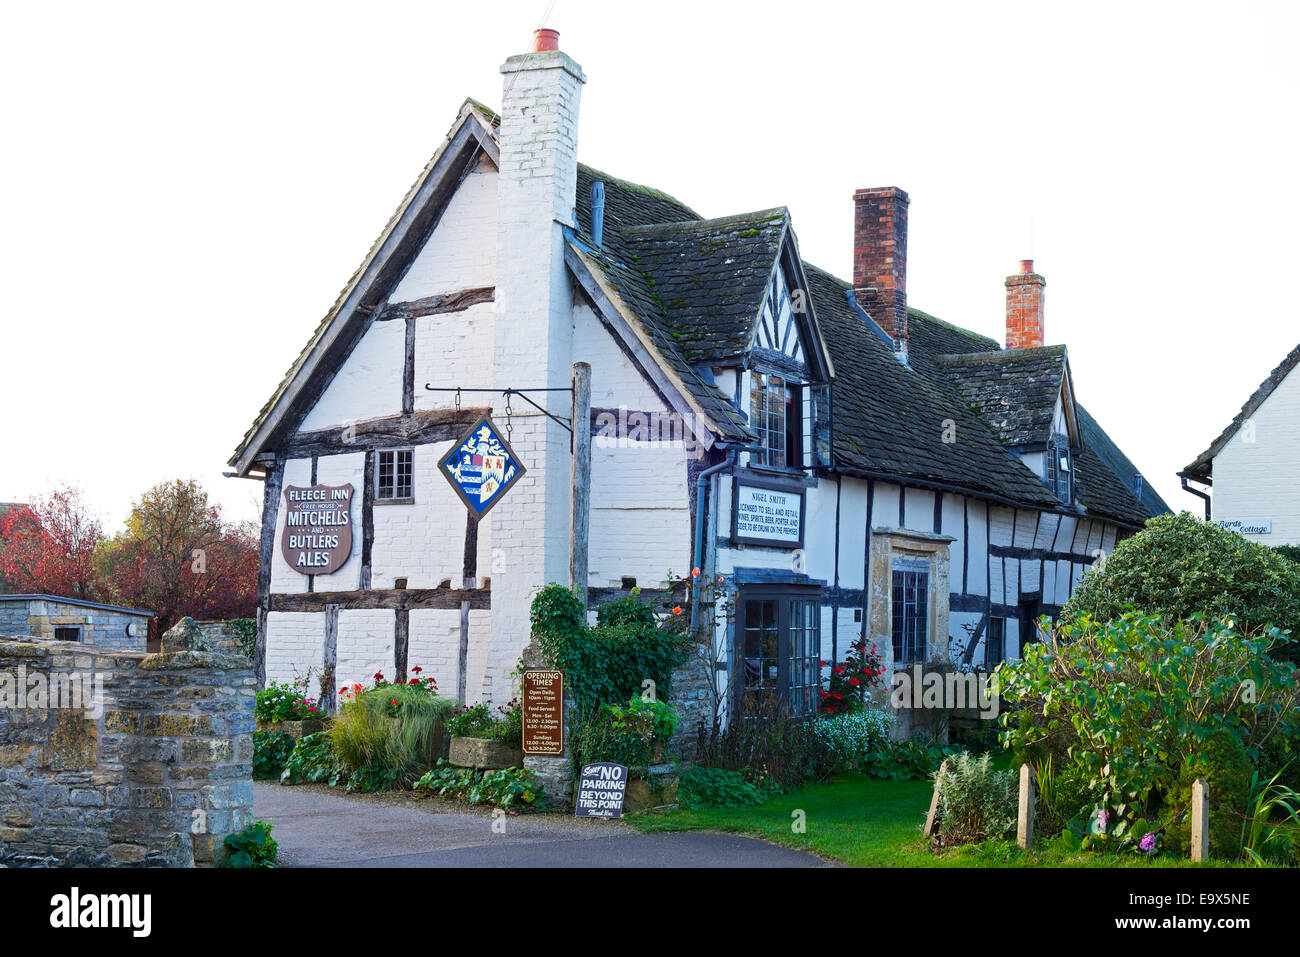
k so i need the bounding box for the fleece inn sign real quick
[280,484,355,574]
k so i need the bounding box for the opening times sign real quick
[521,670,564,756]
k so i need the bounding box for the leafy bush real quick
[414,760,544,809]
[812,710,896,769]
[253,730,296,780]
[859,737,957,781]
[279,731,345,787]
[446,699,523,747]
[819,637,886,715]
[933,752,1018,846]
[1063,512,1300,663]
[330,682,453,790]
[1163,728,1254,860]
[677,766,766,810]
[570,696,680,778]
[256,682,322,723]
[999,612,1300,844]
[222,821,278,868]
[531,584,690,715]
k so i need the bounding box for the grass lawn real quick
[627,775,1216,868]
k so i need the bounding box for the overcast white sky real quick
[2,1,1296,531]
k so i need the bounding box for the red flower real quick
[691,567,701,578]
[390,699,399,707]
[849,678,860,686]
[411,666,423,674]
[672,605,683,615]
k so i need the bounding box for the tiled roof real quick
[806,265,1064,508]
[623,209,787,362]
[933,346,1068,447]
[1183,341,1300,482]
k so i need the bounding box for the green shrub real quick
[677,766,765,810]
[414,760,545,809]
[279,730,344,787]
[253,730,296,780]
[999,612,1300,841]
[859,737,957,781]
[933,752,1018,846]
[330,683,453,790]
[531,584,690,715]
[1063,512,1300,662]
[256,682,320,723]
[1164,729,1255,860]
[1240,769,1300,866]
[812,710,896,770]
[222,821,278,868]
[571,709,654,773]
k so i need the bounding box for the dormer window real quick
[1045,436,1072,503]
[751,370,802,469]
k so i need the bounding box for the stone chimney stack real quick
[1005,259,1046,350]
[853,187,910,351]
[490,31,585,691]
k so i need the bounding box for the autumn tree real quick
[0,486,105,598]
[98,479,258,636]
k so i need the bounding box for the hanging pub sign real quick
[437,413,526,517]
[521,670,564,756]
[574,763,628,819]
[280,484,354,574]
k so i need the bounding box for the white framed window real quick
[750,371,802,469]
[377,449,414,501]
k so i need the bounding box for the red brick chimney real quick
[1005,259,1046,349]
[853,187,910,350]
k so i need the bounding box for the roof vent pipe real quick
[590,181,605,248]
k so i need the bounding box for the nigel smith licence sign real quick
[281,483,354,575]
[437,413,525,517]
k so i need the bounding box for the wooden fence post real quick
[1191,778,1209,862]
[923,759,953,841]
[1017,763,1035,850]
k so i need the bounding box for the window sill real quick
[374,497,415,506]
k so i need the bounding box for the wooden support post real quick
[322,603,338,714]
[1017,763,1035,850]
[1191,778,1209,862]
[570,362,591,608]
[923,758,953,841]
[458,514,478,707]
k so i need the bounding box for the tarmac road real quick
[254,781,832,868]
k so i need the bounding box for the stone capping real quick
[0,634,255,868]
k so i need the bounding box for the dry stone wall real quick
[0,627,254,867]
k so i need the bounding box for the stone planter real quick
[448,735,522,770]
[256,718,328,740]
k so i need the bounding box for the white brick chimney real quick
[490,31,585,669]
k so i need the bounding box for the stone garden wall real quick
[0,625,254,867]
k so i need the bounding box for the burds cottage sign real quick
[280,484,354,574]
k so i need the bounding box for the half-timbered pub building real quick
[229,30,1167,731]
